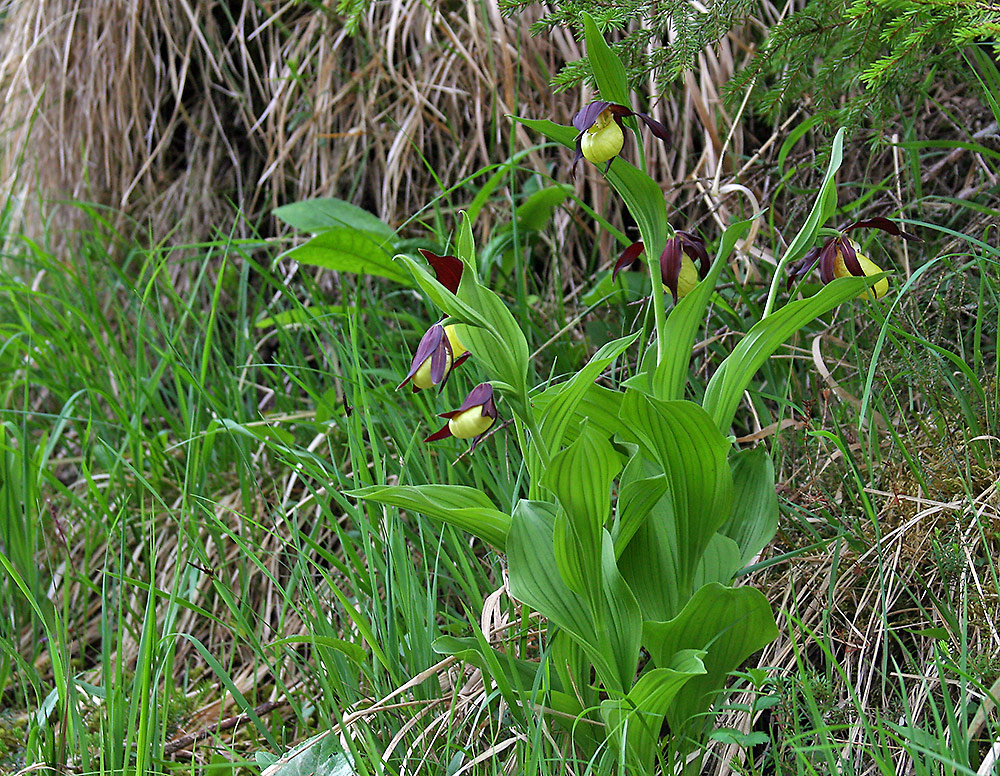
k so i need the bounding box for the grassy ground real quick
[2,4,1000,776]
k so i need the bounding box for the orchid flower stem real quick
[762,252,793,318]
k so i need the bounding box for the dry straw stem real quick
[0,0,564,251]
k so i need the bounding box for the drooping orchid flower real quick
[425,383,498,449]
[612,230,711,303]
[398,323,469,392]
[571,101,670,175]
[786,217,920,301]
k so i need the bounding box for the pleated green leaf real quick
[532,382,624,449]
[600,651,707,774]
[617,395,733,611]
[613,455,667,557]
[545,426,623,594]
[289,228,411,286]
[538,332,639,453]
[692,533,742,589]
[643,583,778,735]
[346,485,510,551]
[720,447,779,567]
[583,13,629,106]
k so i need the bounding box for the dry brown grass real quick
[0,0,573,248]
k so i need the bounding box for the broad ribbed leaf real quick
[692,533,741,589]
[597,531,643,691]
[614,455,667,557]
[583,13,629,106]
[533,383,623,449]
[643,583,778,735]
[618,395,733,608]
[702,274,875,432]
[289,228,410,285]
[618,498,681,622]
[720,447,779,566]
[600,651,706,773]
[538,333,639,453]
[506,501,606,674]
[651,219,753,401]
[346,485,509,551]
[545,426,623,594]
[274,198,394,240]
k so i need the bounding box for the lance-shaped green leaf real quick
[617,395,733,613]
[702,274,877,432]
[600,650,707,774]
[643,583,778,736]
[274,198,395,240]
[532,382,623,449]
[582,13,629,107]
[538,332,639,453]
[720,447,779,567]
[650,218,754,401]
[545,425,623,595]
[508,501,641,693]
[613,454,667,557]
[288,228,411,286]
[779,128,844,269]
[346,485,510,551]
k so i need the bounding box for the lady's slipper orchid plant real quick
[787,217,920,300]
[425,383,498,449]
[613,230,711,302]
[571,101,670,173]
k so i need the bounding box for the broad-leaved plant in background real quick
[340,15,914,773]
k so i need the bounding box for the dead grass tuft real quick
[0,0,569,250]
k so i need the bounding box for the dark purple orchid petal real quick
[418,249,464,294]
[454,382,495,415]
[429,333,452,386]
[398,324,446,390]
[660,238,682,304]
[786,246,822,289]
[613,241,645,280]
[424,423,453,442]
[572,101,613,133]
[818,240,839,285]
[570,144,585,179]
[634,112,672,146]
[837,238,864,278]
[678,231,710,276]
[844,217,921,242]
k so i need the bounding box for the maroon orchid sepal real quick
[418,248,464,294]
[425,383,499,450]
